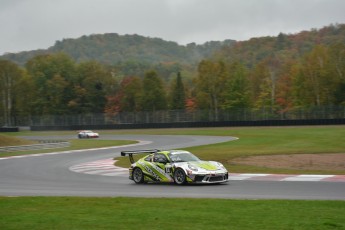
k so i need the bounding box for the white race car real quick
[121,149,229,185]
[77,130,99,139]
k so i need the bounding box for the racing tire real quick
[133,167,144,184]
[174,168,186,185]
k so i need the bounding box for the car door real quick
[152,153,174,182]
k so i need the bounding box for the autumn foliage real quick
[0,24,344,125]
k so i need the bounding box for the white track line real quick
[281,174,334,181]
[0,140,152,160]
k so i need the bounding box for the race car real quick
[121,149,229,185]
[77,130,99,139]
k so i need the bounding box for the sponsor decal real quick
[138,161,173,182]
[138,161,161,181]
[150,163,174,182]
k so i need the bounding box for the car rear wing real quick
[121,149,160,164]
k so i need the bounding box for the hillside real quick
[1,24,344,69]
[215,23,345,67]
[1,33,235,66]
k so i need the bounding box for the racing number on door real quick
[165,167,171,173]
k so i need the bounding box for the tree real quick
[275,61,295,113]
[276,32,289,50]
[266,55,281,109]
[250,61,272,109]
[195,60,228,120]
[14,72,35,117]
[46,74,69,114]
[120,76,142,112]
[249,62,265,105]
[328,43,345,105]
[296,45,332,106]
[222,61,250,109]
[251,55,281,111]
[170,72,186,110]
[25,53,76,115]
[0,60,23,126]
[74,61,111,113]
[141,70,167,111]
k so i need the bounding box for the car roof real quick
[156,150,191,157]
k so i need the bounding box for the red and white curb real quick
[228,173,345,182]
[69,158,128,176]
[69,158,345,182]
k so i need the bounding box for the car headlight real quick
[188,164,198,172]
[216,162,226,170]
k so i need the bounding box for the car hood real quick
[187,161,219,171]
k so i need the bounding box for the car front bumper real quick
[188,172,229,184]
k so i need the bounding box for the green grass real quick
[1,128,344,229]
[0,197,344,230]
[114,126,345,174]
[0,134,36,146]
[2,126,345,174]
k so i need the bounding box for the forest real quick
[0,24,344,126]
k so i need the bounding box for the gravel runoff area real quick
[231,153,345,171]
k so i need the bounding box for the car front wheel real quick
[133,167,144,184]
[174,168,186,185]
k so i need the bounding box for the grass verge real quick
[0,134,36,146]
[0,197,344,230]
[2,126,345,174]
[114,126,345,174]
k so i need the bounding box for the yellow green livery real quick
[121,149,229,185]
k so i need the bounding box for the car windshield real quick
[169,151,200,162]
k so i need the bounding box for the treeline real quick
[2,33,235,66]
[197,43,345,120]
[0,53,192,123]
[0,24,345,126]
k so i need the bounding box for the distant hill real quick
[0,33,235,66]
[214,23,345,67]
[1,24,344,68]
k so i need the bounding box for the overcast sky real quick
[1,0,345,55]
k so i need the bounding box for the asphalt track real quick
[0,135,344,200]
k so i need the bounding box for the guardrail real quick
[0,140,70,153]
[0,127,18,132]
[30,118,345,131]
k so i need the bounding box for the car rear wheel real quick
[174,168,186,185]
[133,167,144,184]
